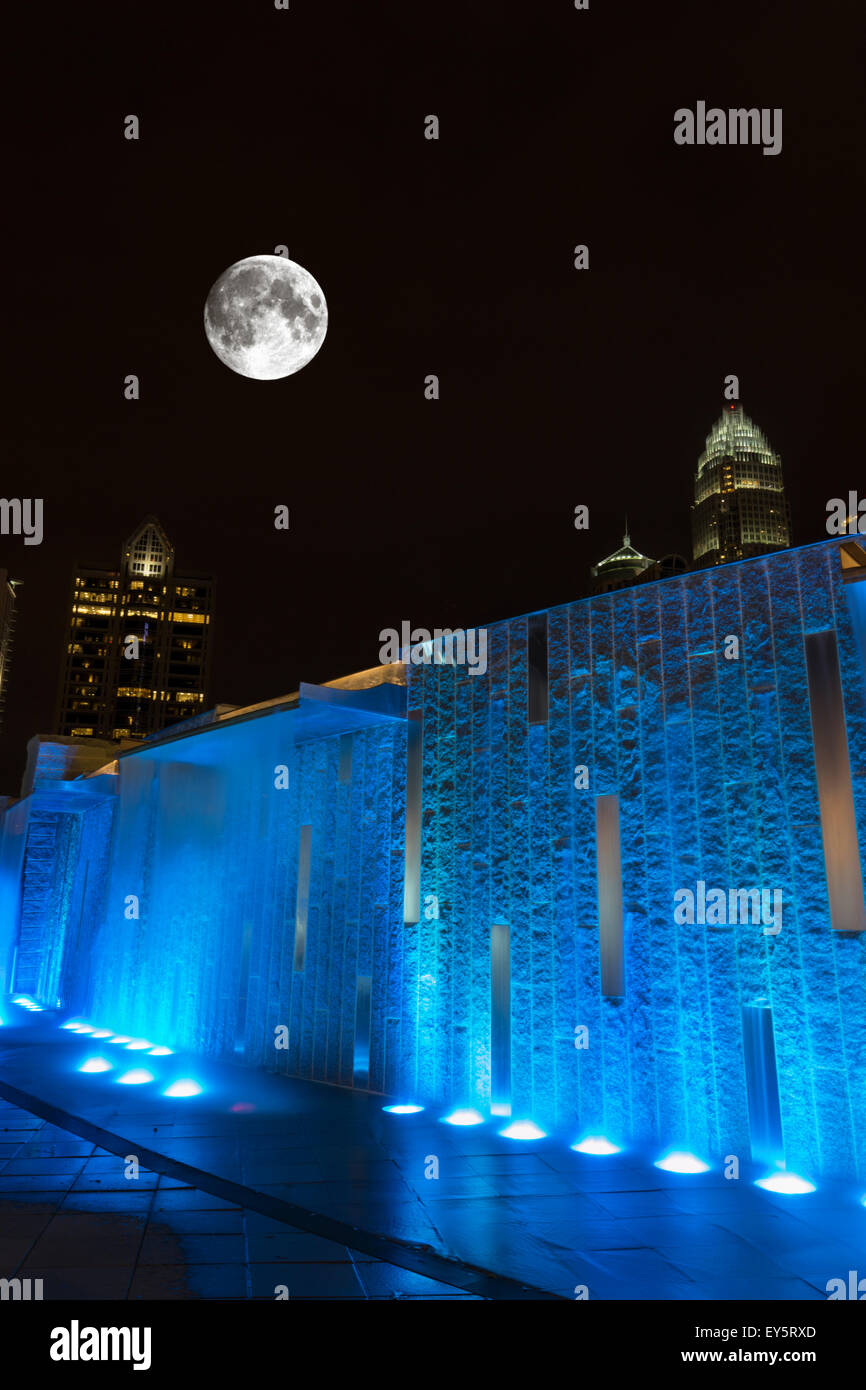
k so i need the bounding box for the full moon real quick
[204,254,328,380]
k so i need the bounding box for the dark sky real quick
[2,0,863,792]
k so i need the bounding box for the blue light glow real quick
[5,538,866,1188]
[755,1172,816,1195]
[499,1120,546,1140]
[163,1079,202,1097]
[383,1104,425,1114]
[571,1136,622,1155]
[655,1151,710,1174]
[124,1039,153,1050]
[79,1057,113,1073]
[117,1068,154,1085]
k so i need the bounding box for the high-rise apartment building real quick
[0,570,19,734]
[55,517,214,741]
[691,401,790,567]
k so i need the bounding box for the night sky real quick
[2,0,863,792]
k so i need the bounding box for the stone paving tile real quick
[405,1175,500,1199]
[683,1276,827,1301]
[4,1056,863,1302]
[138,1230,248,1265]
[355,1262,481,1298]
[658,1240,791,1279]
[1,1155,88,1175]
[246,1231,357,1263]
[152,1209,245,1234]
[151,1189,243,1212]
[248,1262,365,1299]
[0,1204,57,1238]
[17,1140,95,1158]
[466,1153,557,1174]
[70,1171,159,1192]
[0,1234,43,1266]
[0,1173,78,1192]
[60,1191,157,1213]
[23,1266,134,1299]
[129,1263,248,1299]
[20,1211,148,1268]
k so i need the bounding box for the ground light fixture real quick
[382,1104,425,1114]
[116,1069,154,1085]
[654,1151,710,1174]
[499,1120,547,1140]
[79,1057,113,1074]
[441,1108,485,1126]
[755,1172,816,1195]
[163,1080,203,1097]
[571,1136,622,1155]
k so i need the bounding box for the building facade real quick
[3,537,865,1182]
[692,402,791,567]
[55,517,214,742]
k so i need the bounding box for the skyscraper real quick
[691,401,790,567]
[0,570,19,734]
[55,517,214,741]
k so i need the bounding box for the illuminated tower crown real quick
[691,401,790,567]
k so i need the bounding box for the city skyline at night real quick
[1,0,865,1331]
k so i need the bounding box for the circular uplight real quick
[117,1069,154,1085]
[90,1030,114,1039]
[163,1080,202,1098]
[383,1104,425,1114]
[79,1057,112,1074]
[124,1039,153,1051]
[755,1172,816,1195]
[148,1046,173,1056]
[571,1136,622,1156]
[442,1108,485,1127]
[655,1151,710,1174]
[499,1120,547,1141]
[108,1036,133,1045]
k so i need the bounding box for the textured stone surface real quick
[4,538,865,1182]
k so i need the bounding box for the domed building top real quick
[590,525,656,594]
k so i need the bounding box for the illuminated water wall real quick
[60,688,409,1091]
[405,537,866,1180]
[2,538,865,1180]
